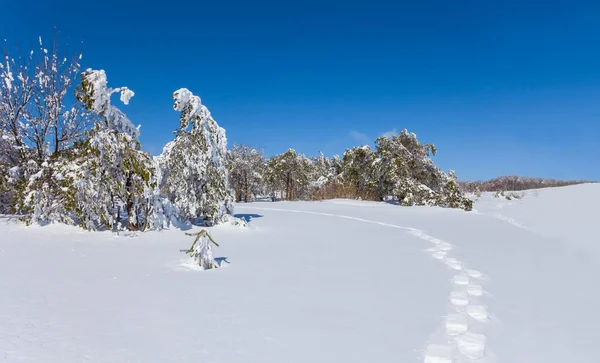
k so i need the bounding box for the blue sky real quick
[2,0,599,180]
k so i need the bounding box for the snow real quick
[1,183,600,362]
[119,88,135,105]
[3,71,13,90]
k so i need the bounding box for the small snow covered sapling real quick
[180,230,220,270]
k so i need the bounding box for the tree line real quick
[1,34,472,232]
[459,176,591,193]
[228,131,473,211]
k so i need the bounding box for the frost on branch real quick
[180,229,220,270]
[77,69,139,139]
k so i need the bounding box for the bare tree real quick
[0,40,36,165]
[25,33,90,161]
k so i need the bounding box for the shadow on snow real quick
[233,213,264,223]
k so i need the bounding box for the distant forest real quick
[459,176,593,192]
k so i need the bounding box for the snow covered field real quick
[1,183,599,362]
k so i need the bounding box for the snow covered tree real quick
[372,130,439,204]
[264,149,312,200]
[1,41,36,211]
[437,170,473,210]
[372,130,472,209]
[341,145,377,199]
[25,36,90,161]
[11,68,162,230]
[305,153,340,199]
[74,68,162,230]
[227,144,265,202]
[180,229,220,270]
[1,35,95,218]
[330,154,343,177]
[309,152,333,182]
[0,41,35,166]
[0,131,19,212]
[159,88,233,225]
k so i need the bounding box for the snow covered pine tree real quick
[75,69,160,230]
[227,144,265,202]
[159,88,233,226]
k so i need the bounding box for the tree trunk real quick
[126,173,137,231]
[243,171,249,202]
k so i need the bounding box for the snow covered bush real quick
[220,213,248,228]
[493,190,523,201]
[180,230,221,270]
[158,88,233,225]
[16,156,80,225]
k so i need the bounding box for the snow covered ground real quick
[1,183,599,362]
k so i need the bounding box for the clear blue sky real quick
[2,0,599,181]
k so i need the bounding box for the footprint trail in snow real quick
[411,230,492,363]
[237,206,493,363]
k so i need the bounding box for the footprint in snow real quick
[424,344,453,363]
[452,275,469,286]
[466,305,489,322]
[457,332,486,360]
[445,313,469,336]
[443,258,463,270]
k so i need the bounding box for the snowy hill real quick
[1,184,599,362]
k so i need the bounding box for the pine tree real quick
[180,230,220,270]
[227,144,265,202]
[159,88,233,225]
[372,130,439,204]
[341,146,377,199]
[264,149,312,201]
[69,68,157,230]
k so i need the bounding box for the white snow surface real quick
[1,183,599,362]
